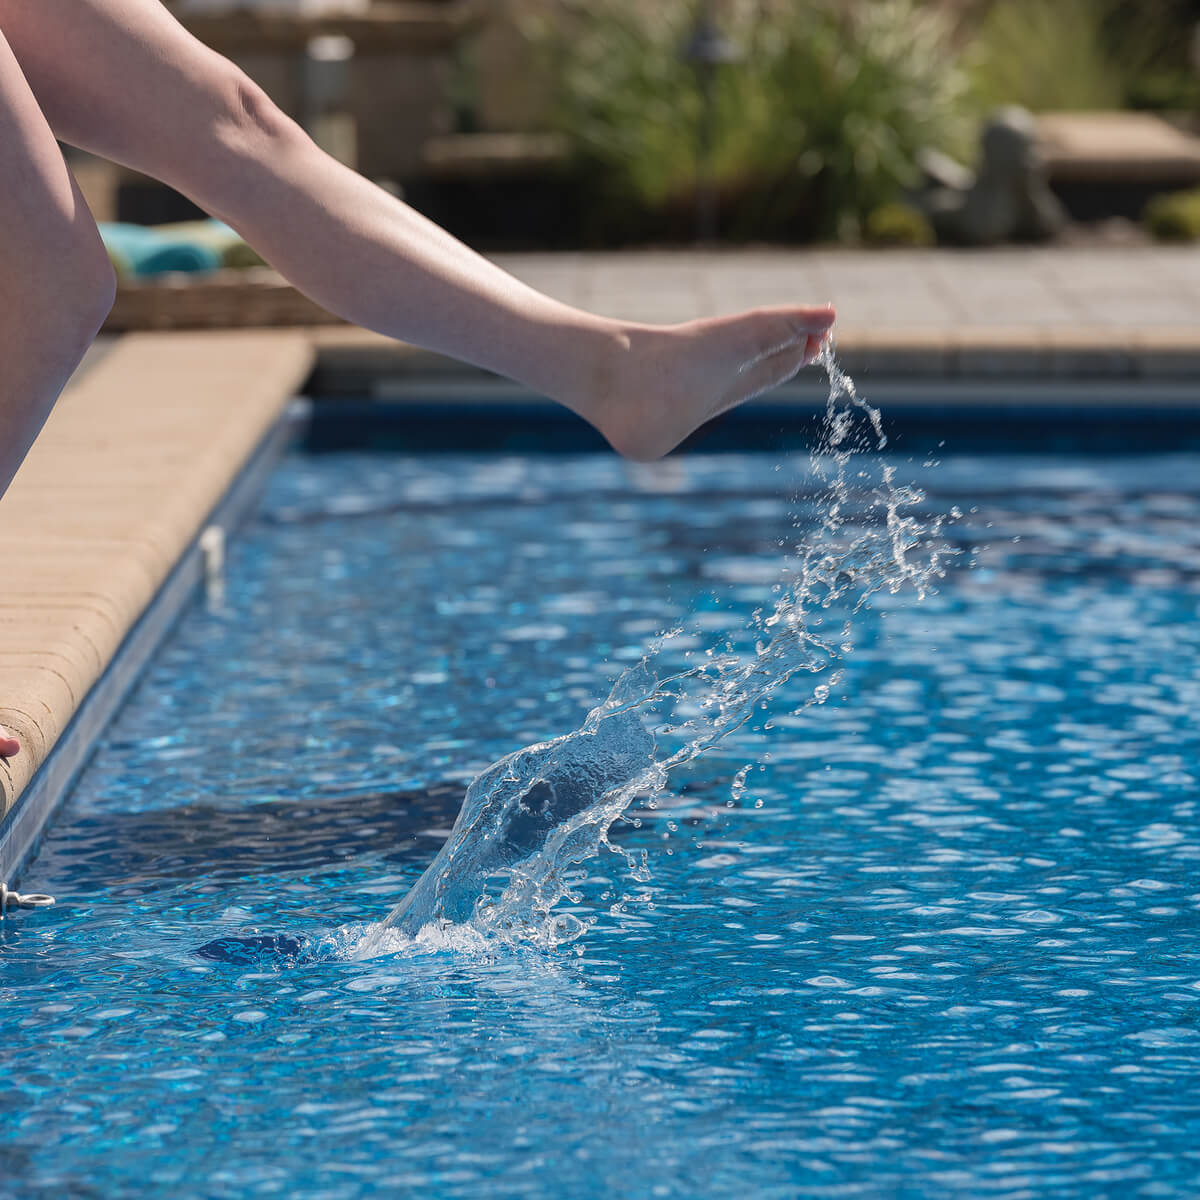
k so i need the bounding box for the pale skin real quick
[0,0,836,758]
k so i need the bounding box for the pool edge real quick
[0,332,315,887]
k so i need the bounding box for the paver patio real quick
[491,245,1199,334]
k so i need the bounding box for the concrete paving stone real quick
[0,502,221,581]
[0,537,166,586]
[1055,277,1192,300]
[487,246,1200,337]
[0,616,115,661]
[0,576,133,635]
[0,559,157,644]
[0,537,174,597]
[0,599,124,666]
[1043,328,1139,377]
[0,614,119,700]
[0,511,180,556]
[1079,299,1200,328]
[0,649,93,710]
[581,280,709,300]
[8,451,228,500]
[953,304,1077,326]
[584,271,708,296]
[1053,294,1198,326]
[40,415,225,446]
[0,616,107,676]
[1133,328,1200,377]
[944,280,1063,300]
[309,328,425,372]
[11,438,209,465]
[0,489,208,554]
[709,284,832,312]
[0,664,78,763]
[840,297,964,326]
[587,296,710,323]
[489,265,586,306]
[834,327,954,376]
[954,327,1053,377]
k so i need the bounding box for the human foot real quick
[583,304,835,461]
[0,725,18,758]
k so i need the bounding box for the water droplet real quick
[730,765,751,802]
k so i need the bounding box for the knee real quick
[63,228,117,356]
[28,223,117,370]
[83,237,117,336]
[216,68,302,157]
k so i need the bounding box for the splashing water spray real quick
[359,346,957,956]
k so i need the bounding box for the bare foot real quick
[0,725,18,758]
[583,304,836,461]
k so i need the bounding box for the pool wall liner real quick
[302,379,1200,457]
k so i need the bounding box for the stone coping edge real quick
[0,331,315,881]
[0,402,309,887]
[308,326,1200,386]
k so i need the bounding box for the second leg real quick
[0,26,117,757]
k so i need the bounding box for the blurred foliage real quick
[1127,70,1200,113]
[964,0,1193,113]
[522,0,968,243]
[864,201,936,246]
[1144,188,1200,240]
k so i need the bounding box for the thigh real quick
[0,26,111,485]
[0,0,245,181]
[0,26,102,309]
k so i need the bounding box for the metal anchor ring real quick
[0,881,56,916]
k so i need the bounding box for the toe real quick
[778,304,836,341]
[734,305,836,363]
[0,727,19,758]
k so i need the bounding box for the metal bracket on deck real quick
[0,881,54,918]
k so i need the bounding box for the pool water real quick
[3,446,1200,1198]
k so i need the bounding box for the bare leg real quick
[0,27,117,757]
[0,0,834,461]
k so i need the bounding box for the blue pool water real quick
[3,435,1200,1197]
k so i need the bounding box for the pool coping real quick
[3,321,1199,890]
[0,401,308,886]
[308,326,1200,390]
[0,331,314,888]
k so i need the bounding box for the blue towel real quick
[98,223,223,278]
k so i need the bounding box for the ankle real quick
[576,321,651,456]
[545,317,634,418]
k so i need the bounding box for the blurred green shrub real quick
[525,0,968,243]
[1143,188,1200,241]
[1127,70,1200,114]
[864,201,935,246]
[965,0,1184,114]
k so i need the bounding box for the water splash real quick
[360,345,955,955]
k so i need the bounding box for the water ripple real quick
[3,449,1200,1197]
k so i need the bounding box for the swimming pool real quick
[3,413,1200,1196]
